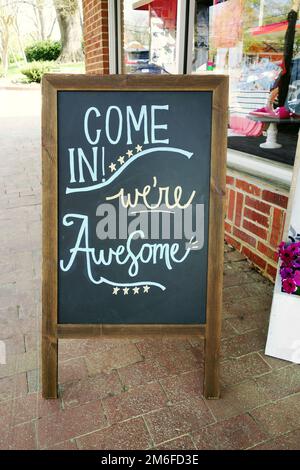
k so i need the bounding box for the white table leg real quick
[260,123,282,149]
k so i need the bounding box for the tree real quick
[0,1,15,75]
[53,0,82,62]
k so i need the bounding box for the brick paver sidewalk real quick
[0,88,299,450]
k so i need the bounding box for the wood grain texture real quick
[42,74,228,399]
[42,75,58,398]
[204,75,229,399]
[57,324,205,338]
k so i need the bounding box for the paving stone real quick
[37,400,107,448]
[136,339,202,375]
[0,373,28,401]
[259,352,290,370]
[159,370,204,402]
[85,343,143,375]
[156,435,196,450]
[0,422,37,450]
[102,381,167,424]
[251,393,300,436]
[46,439,78,450]
[76,417,152,450]
[0,350,38,378]
[206,380,271,421]
[118,358,178,388]
[58,338,132,361]
[27,369,40,393]
[59,357,88,384]
[193,413,267,450]
[220,353,271,386]
[221,330,267,359]
[145,397,215,445]
[254,365,300,401]
[0,391,62,428]
[250,429,300,450]
[60,370,122,408]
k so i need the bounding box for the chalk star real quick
[133,286,140,295]
[112,287,120,295]
[135,144,143,152]
[143,285,150,293]
[123,287,129,295]
[109,162,116,172]
[126,149,133,158]
[117,155,125,165]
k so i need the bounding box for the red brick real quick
[244,207,269,228]
[227,189,236,221]
[145,397,214,445]
[77,417,151,450]
[262,190,288,208]
[245,196,271,215]
[243,219,267,240]
[251,394,300,436]
[224,221,232,234]
[156,435,196,450]
[159,370,204,402]
[234,192,244,227]
[60,371,122,408]
[257,242,278,262]
[0,422,37,450]
[0,374,28,401]
[236,179,261,196]
[266,264,277,280]
[233,227,256,247]
[59,357,88,384]
[193,414,267,450]
[251,429,300,450]
[37,400,107,448]
[48,440,78,450]
[270,207,285,248]
[225,234,241,250]
[226,175,235,186]
[102,381,167,424]
[221,329,266,359]
[242,246,267,271]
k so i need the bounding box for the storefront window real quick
[122,0,150,74]
[122,0,178,74]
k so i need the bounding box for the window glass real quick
[122,0,178,74]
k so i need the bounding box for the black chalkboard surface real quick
[42,74,228,399]
[58,91,211,324]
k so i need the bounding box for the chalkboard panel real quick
[57,91,211,324]
[42,75,228,399]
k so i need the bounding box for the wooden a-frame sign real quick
[42,74,228,399]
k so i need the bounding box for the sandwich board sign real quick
[265,132,300,363]
[42,74,228,399]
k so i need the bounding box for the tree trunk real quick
[0,17,11,76]
[54,0,83,62]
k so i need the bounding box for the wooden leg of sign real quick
[42,332,58,399]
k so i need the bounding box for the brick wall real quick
[83,0,109,75]
[225,171,288,281]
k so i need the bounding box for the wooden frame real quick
[42,74,228,399]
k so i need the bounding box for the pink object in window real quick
[229,116,263,137]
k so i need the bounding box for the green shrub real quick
[21,61,53,83]
[25,40,61,62]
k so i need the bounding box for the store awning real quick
[133,0,153,10]
[251,20,300,36]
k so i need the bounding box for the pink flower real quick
[280,248,295,266]
[294,270,300,287]
[282,278,297,294]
